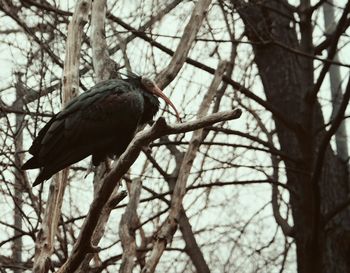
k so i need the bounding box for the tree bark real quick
[119,179,142,273]
[235,1,350,272]
[142,61,227,273]
[156,0,212,89]
[323,0,349,164]
[32,1,91,272]
[75,0,119,271]
[56,109,241,273]
[12,73,24,273]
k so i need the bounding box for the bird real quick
[22,74,180,186]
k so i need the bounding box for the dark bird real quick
[22,74,180,186]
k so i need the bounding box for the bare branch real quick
[305,1,350,103]
[156,0,212,88]
[12,73,25,273]
[310,74,350,242]
[111,16,300,132]
[119,179,142,273]
[32,1,91,272]
[56,108,241,273]
[91,0,117,81]
[76,1,121,270]
[142,61,228,273]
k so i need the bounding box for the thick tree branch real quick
[32,1,91,273]
[3,0,181,109]
[142,61,227,273]
[306,1,350,103]
[143,150,211,273]
[91,0,118,81]
[56,108,241,273]
[314,17,350,55]
[311,74,350,235]
[13,73,25,273]
[76,1,121,271]
[119,179,142,273]
[111,16,300,133]
[155,0,211,88]
[312,74,350,187]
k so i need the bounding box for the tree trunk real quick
[235,1,350,272]
[323,0,349,164]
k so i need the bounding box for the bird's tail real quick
[22,157,41,170]
[32,171,47,186]
[33,167,52,187]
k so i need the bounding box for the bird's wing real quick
[36,81,144,164]
[28,80,127,156]
[28,115,57,156]
[39,93,144,160]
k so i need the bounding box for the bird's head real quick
[140,77,181,122]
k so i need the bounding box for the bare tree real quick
[0,0,349,273]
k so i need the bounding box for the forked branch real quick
[32,1,91,273]
[56,108,242,273]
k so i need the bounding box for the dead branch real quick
[111,15,300,132]
[76,190,127,272]
[119,179,142,273]
[32,1,91,273]
[142,61,228,273]
[91,0,117,81]
[56,108,241,273]
[156,0,212,88]
[13,73,25,273]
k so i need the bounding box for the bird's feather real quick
[22,78,158,186]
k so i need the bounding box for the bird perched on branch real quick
[22,74,180,186]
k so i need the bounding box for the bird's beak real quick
[152,85,181,122]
